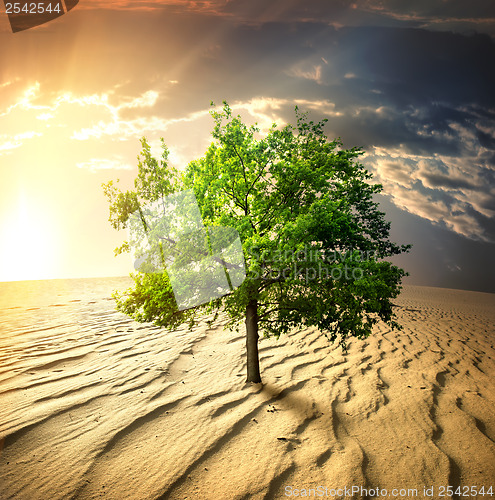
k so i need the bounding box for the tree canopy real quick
[103,102,410,382]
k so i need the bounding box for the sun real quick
[0,193,60,282]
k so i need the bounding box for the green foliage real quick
[111,272,198,329]
[134,137,179,201]
[103,102,410,349]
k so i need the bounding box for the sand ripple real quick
[0,285,494,499]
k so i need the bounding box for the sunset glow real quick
[0,193,59,281]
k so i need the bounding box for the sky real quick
[0,0,494,292]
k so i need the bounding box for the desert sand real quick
[0,281,494,499]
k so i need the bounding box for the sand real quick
[0,282,494,499]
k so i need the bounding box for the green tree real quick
[103,102,410,383]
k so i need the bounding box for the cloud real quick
[0,141,21,154]
[356,0,495,34]
[287,63,323,84]
[0,79,20,89]
[0,82,44,117]
[0,81,165,145]
[367,139,495,242]
[36,112,54,121]
[52,22,493,244]
[0,131,43,155]
[76,158,134,172]
[119,90,159,109]
[373,161,415,188]
[419,171,477,191]
[71,0,495,37]
[71,104,212,142]
[1,21,494,246]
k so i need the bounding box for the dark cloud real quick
[379,195,495,293]
[475,129,495,149]
[173,0,495,37]
[480,196,495,212]
[420,173,478,191]
[358,0,495,32]
[354,29,495,105]
[24,14,490,244]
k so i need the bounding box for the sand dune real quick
[0,283,494,499]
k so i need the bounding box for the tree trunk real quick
[245,299,261,383]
